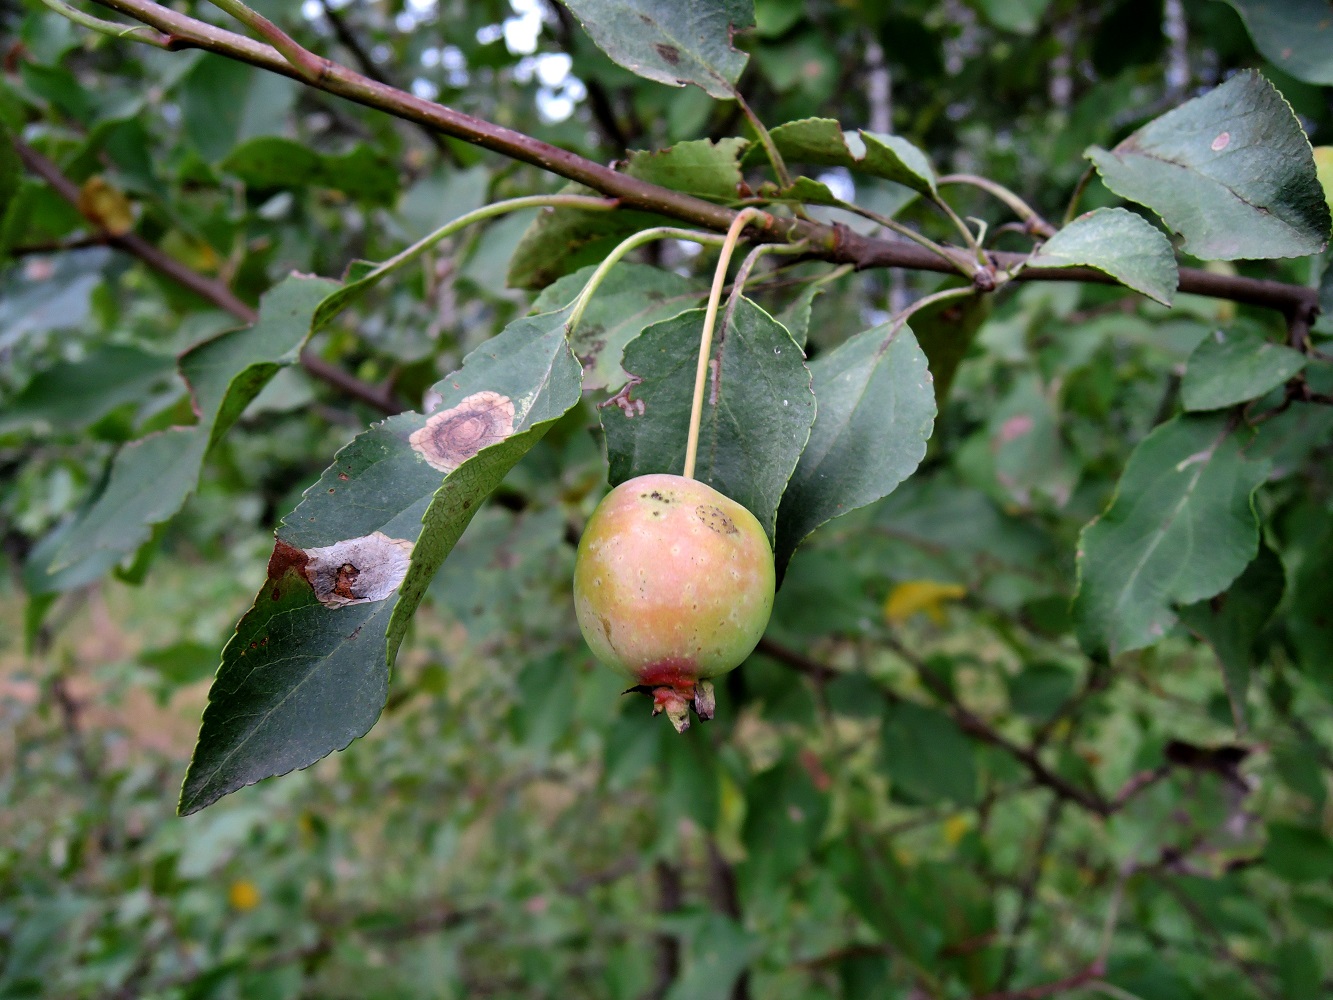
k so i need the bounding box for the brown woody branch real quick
[83,0,1321,320]
[13,138,401,415]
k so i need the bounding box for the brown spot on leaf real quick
[338,472,350,481]
[410,390,516,474]
[654,42,681,65]
[301,531,414,608]
[267,539,310,581]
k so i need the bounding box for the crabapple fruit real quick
[573,473,775,731]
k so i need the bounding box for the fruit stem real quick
[566,226,725,333]
[683,208,766,480]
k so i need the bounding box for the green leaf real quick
[623,137,748,201]
[742,754,829,881]
[532,262,706,391]
[1086,71,1331,260]
[557,0,755,99]
[1073,414,1271,657]
[1266,823,1333,882]
[51,275,339,572]
[1178,543,1284,731]
[748,117,937,196]
[773,321,936,576]
[221,137,399,206]
[0,344,175,435]
[507,140,746,289]
[179,307,583,814]
[775,280,825,350]
[1028,207,1178,305]
[909,286,990,404]
[506,184,664,290]
[881,699,977,806]
[1006,662,1078,721]
[600,298,815,539]
[180,55,298,162]
[1181,323,1307,411]
[1223,0,1333,86]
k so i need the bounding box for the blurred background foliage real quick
[3,0,1333,997]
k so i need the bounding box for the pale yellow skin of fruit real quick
[573,474,775,686]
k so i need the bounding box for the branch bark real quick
[81,0,1322,320]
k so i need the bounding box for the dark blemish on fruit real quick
[654,42,680,65]
[410,391,515,474]
[696,504,738,535]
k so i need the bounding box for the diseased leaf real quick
[1181,323,1307,411]
[1178,542,1284,731]
[1028,207,1178,305]
[773,321,936,576]
[533,262,706,391]
[221,136,399,206]
[1073,414,1271,657]
[600,298,815,540]
[51,275,339,572]
[1223,0,1333,86]
[556,0,754,99]
[1086,71,1331,260]
[746,117,937,195]
[179,307,583,814]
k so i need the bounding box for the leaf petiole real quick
[683,208,767,480]
[566,226,726,332]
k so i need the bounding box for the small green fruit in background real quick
[573,473,775,731]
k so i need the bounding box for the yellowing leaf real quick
[228,879,261,911]
[884,580,966,625]
[76,176,133,236]
[942,813,971,846]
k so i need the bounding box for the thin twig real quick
[13,138,401,413]
[316,0,453,159]
[645,861,683,1000]
[995,794,1066,989]
[885,635,1113,815]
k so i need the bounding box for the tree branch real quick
[316,0,454,161]
[13,137,401,414]
[80,0,1321,319]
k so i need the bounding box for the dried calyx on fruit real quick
[573,473,775,731]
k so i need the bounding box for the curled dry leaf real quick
[409,391,516,474]
[301,531,414,608]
